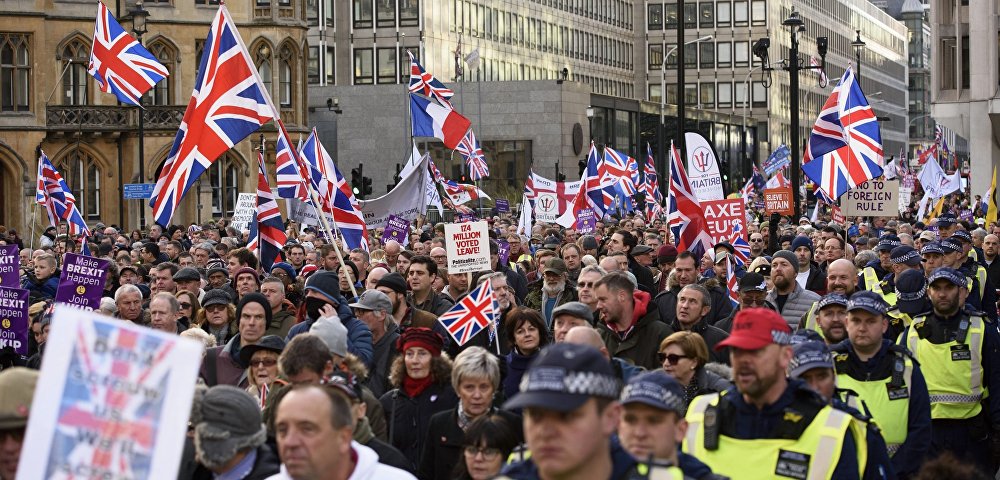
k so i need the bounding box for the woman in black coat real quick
[418,347,523,480]
[379,328,458,470]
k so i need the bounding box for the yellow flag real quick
[986,166,998,226]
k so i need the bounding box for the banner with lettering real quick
[685,132,725,202]
[0,245,19,288]
[702,199,746,242]
[842,180,899,217]
[17,305,202,480]
[445,221,490,274]
[0,286,28,354]
[54,253,110,311]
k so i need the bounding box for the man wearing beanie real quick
[285,271,374,369]
[791,235,826,295]
[766,250,820,329]
[192,385,280,478]
[201,293,272,388]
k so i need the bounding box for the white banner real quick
[357,154,429,228]
[535,192,560,222]
[685,132,725,202]
[230,193,256,231]
[286,199,334,228]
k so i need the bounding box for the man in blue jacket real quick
[285,271,373,369]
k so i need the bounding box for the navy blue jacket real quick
[501,437,640,480]
[285,291,374,368]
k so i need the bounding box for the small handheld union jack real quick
[37,151,90,236]
[456,129,489,180]
[438,281,498,347]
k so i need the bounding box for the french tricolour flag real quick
[410,93,471,149]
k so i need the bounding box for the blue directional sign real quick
[123,183,156,199]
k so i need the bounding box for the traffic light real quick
[393,163,402,185]
[362,176,373,197]
[351,167,362,195]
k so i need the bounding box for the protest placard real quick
[898,186,912,215]
[381,214,411,246]
[702,199,746,242]
[497,239,511,265]
[446,221,490,274]
[229,193,257,232]
[961,209,973,221]
[832,205,845,225]
[495,199,510,213]
[842,180,898,217]
[764,186,794,216]
[287,198,335,228]
[576,208,597,234]
[54,253,110,311]
[17,305,202,480]
[0,245,18,288]
[0,286,28,354]
[534,192,560,223]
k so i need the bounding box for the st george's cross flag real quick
[247,149,287,272]
[801,65,883,200]
[88,1,168,106]
[148,5,276,227]
[437,281,498,346]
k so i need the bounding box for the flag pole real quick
[30,145,42,252]
[257,134,264,267]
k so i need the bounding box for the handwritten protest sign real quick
[229,193,257,232]
[576,208,597,234]
[0,286,28,354]
[0,245,18,288]
[55,253,110,311]
[381,214,411,246]
[446,221,490,274]
[702,199,746,242]
[18,305,203,480]
[764,186,794,216]
[842,180,898,217]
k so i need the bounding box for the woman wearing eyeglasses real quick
[452,415,521,480]
[658,331,731,406]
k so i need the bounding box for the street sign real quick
[123,183,156,199]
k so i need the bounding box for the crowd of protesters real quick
[1,188,1000,479]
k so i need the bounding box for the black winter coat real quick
[380,382,459,470]
[418,408,523,480]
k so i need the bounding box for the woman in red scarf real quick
[379,327,458,471]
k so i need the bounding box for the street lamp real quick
[659,35,713,185]
[129,0,150,230]
[586,106,595,143]
[753,9,828,218]
[852,30,866,83]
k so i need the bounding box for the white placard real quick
[230,192,257,231]
[445,221,491,274]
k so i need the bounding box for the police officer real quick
[801,293,849,345]
[952,230,998,322]
[920,242,945,277]
[859,236,901,292]
[902,267,1000,474]
[833,291,931,478]
[885,270,930,343]
[936,213,959,239]
[618,371,726,479]
[682,308,871,479]
[501,343,680,480]
[873,246,922,307]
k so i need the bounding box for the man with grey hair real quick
[525,258,578,327]
[576,265,606,314]
[115,283,147,325]
[192,242,215,268]
[149,292,181,333]
[674,284,730,364]
[191,385,279,477]
[349,290,398,398]
[898,233,914,247]
[854,250,878,270]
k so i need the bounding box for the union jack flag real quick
[602,147,638,211]
[274,120,311,202]
[299,128,338,212]
[437,281,498,346]
[667,141,713,259]
[408,51,454,109]
[558,142,607,226]
[729,220,751,266]
[148,5,276,227]
[247,149,288,272]
[300,129,369,251]
[643,144,664,217]
[801,65,883,200]
[443,180,491,205]
[456,129,489,180]
[88,1,168,106]
[36,151,90,236]
[725,254,739,307]
[428,157,446,182]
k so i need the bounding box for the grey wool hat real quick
[193,385,266,470]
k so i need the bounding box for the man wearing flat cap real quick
[902,267,1000,474]
[524,258,578,328]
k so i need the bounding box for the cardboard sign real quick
[764,186,795,216]
[0,245,19,288]
[445,221,491,274]
[702,199,746,242]
[54,253,111,311]
[381,214,411,246]
[0,286,29,354]
[18,306,202,480]
[842,180,898,216]
[576,208,597,234]
[229,193,257,232]
[495,199,510,213]
[832,205,845,225]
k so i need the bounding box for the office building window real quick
[665,44,677,67]
[377,0,395,27]
[648,43,663,70]
[717,1,730,27]
[665,4,677,29]
[306,0,318,26]
[684,42,697,67]
[144,40,175,105]
[700,82,716,108]
[0,33,30,112]
[683,3,696,28]
[308,46,319,84]
[717,41,731,68]
[735,81,748,108]
[753,81,767,107]
[685,83,697,105]
[961,35,970,89]
[648,4,663,30]
[648,83,661,102]
[751,0,766,26]
[353,0,373,28]
[718,81,732,107]
[700,41,714,68]
[400,0,418,26]
[734,41,749,67]
[399,46,417,82]
[324,0,334,26]
[354,48,373,84]
[377,47,396,84]
[699,2,713,28]
[60,38,90,106]
[733,1,748,26]
[326,46,335,84]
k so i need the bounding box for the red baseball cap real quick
[715,308,792,351]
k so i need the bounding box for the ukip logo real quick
[692,147,713,174]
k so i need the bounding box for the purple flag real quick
[576,208,597,234]
[495,199,510,213]
[458,213,476,223]
[497,239,511,265]
[55,253,110,311]
[0,286,29,354]
[0,245,19,288]
[381,215,411,247]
